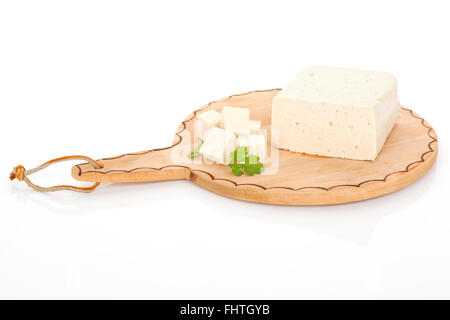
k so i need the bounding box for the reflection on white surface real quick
[9,161,437,245]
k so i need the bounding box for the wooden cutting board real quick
[72,89,438,205]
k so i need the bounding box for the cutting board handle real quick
[71,147,191,183]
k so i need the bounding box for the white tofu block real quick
[249,135,266,164]
[237,135,248,148]
[199,127,223,163]
[199,127,237,165]
[272,66,400,160]
[236,134,267,163]
[197,110,221,140]
[249,120,261,134]
[224,130,238,164]
[220,106,250,135]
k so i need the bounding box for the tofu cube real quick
[249,120,261,134]
[237,135,248,148]
[237,134,267,163]
[199,127,237,165]
[197,110,221,140]
[272,66,400,160]
[220,106,250,135]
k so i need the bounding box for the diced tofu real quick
[237,135,248,148]
[236,134,267,163]
[220,106,250,135]
[199,128,224,163]
[197,110,221,140]
[234,127,250,135]
[231,120,260,135]
[199,127,237,165]
[224,130,238,164]
[249,120,261,134]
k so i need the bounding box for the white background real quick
[0,0,449,299]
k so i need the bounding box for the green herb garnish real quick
[187,142,203,159]
[229,146,264,176]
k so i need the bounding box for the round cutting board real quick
[72,89,438,205]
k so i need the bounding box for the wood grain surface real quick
[72,89,438,205]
